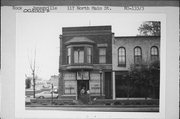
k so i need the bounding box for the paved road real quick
[26,106,159,112]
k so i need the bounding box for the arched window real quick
[118,47,126,66]
[151,46,159,62]
[134,46,142,65]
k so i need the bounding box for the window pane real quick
[79,50,84,63]
[99,48,106,55]
[87,47,92,55]
[77,72,83,80]
[118,48,126,66]
[67,48,71,64]
[151,47,158,62]
[135,56,142,64]
[74,48,84,63]
[87,47,92,63]
[151,47,158,55]
[87,56,91,63]
[64,81,76,94]
[99,48,106,63]
[68,48,71,55]
[134,47,142,65]
[135,47,141,56]
[99,56,106,63]
[151,56,158,61]
[74,51,78,63]
[83,72,89,80]
[119,48,125,56]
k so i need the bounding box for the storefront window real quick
[77,71,89,80]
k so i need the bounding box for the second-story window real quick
[74,47,84,63]
[87,47,92,63]
[118,47,126,66]
[134,46,142,65]
[99,48,106,64]
[151,46,159,62]
[67,48,71,64]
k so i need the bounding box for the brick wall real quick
[112,36,160,71]
[59,26,112,66]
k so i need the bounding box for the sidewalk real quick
[26,105,159,112]
[26,104,159,108]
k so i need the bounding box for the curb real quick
[26,105,159,108]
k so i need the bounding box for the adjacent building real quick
[49,75,59,88]
[58,25,160,100]
[112,36,160,99]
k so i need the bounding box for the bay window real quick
[87,47,92,63]
[74,47,84,63]
[67,48,71,64]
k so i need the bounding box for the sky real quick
[16,13,159,80]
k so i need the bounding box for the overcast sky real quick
[16,13,161,80]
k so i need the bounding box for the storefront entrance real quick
[104,72,112,99]
[77,80,89,99]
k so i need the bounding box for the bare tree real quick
[28,48,37,98]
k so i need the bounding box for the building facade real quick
[112,36,160,99]
[58,25,160,100]
[58,26,113,100]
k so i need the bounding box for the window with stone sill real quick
[99,48,106,64]
[64,80,76,94]
[64,87,76,94]
[74,47,84,64]
[134,46,142,65]
[151,46,159,62]
[67,47,71,64]
[87,47,92,64]
[118,47,126,67]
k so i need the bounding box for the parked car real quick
[34,91,58,99]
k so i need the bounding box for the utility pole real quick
[99,69,103,98]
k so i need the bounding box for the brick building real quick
[58,26,113,100]
[58,25,160,100]
[112,36,160,99]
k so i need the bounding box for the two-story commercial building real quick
[112,36,160,99]
[58,26,113,100]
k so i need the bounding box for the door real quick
[105,72,112,99]
[77,80,89,99]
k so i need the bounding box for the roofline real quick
[115,36,160,38]
[62,25,112,29]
